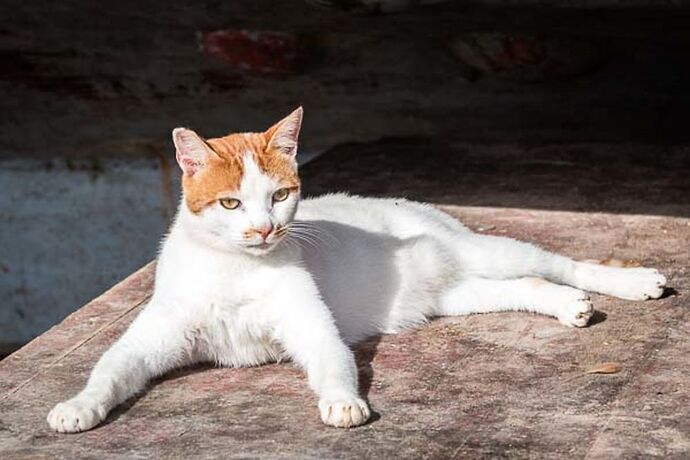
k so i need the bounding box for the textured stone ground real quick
[1,141,688,458]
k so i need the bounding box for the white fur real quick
[48,153,667,433]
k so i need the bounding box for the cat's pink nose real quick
[257,224,273,241]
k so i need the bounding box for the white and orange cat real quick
[48,107,666,432]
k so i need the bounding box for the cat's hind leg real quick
[456,234,666,301]
[437,277,594,327]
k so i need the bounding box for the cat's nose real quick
[257,224,273,241]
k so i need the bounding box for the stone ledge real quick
[1,207,688,459]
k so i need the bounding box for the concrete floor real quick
[0,141,688,458]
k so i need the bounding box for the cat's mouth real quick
[241,241,281,256]
[243,237,284,253]
[242,225,288,252]
[248,242,274,249]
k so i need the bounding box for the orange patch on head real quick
[181,142,244,214]
[254,146,300,188]
[182,134,299,213]
[175,107,303,213]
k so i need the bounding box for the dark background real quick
[3,1,690,156]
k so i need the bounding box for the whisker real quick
[289,230,326,247]
[289,231,320,247]
[288,226,326,245]
[286,232,320,250]
[289,221,339,246]
[290,223,338,246]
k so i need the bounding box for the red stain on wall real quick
[198,30,302,76]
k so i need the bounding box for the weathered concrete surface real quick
[0,159,177,346]
[1,141,689,458]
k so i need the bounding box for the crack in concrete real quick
[0,294,150,401]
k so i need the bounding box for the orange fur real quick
[182,130,300,214]
[527,277,549,287]
[581,258,641,268]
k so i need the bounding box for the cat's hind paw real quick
[47,397,106,433]
[318,395,370,428]
[607,267,666,301]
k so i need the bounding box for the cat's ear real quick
[265,106,303,158]
[172,128,214,176]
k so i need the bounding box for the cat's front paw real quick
[318,395,370,428]
[47,397,106,433]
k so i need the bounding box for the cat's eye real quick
[272,188,290,203]
[219,198,241,210]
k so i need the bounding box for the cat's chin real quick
[240,241,280,256]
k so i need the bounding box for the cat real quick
[47,107,667,432]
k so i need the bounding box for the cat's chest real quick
[199,297,283,368]
[158,239,290,366]
[163,256,261,305]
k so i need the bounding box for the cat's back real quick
[296,193,468,237]
[296,193,387,229]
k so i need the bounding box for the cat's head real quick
[173,107,303,255]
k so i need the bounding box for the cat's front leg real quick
[47,300,197,433]
[268,268,370,428]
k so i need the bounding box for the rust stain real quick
[90,137,177,220]
[156,149,176,220]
